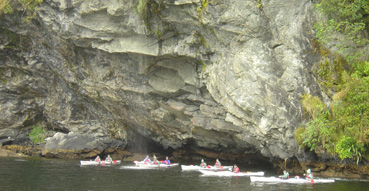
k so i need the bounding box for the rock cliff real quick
[1,0,325,168]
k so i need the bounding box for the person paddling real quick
[153,155,159,164]
[143,155,151,163]
[200,159,207,168]
[279,170,289,179]
[233,164,240,173]
[94,155,101,162]
[105,154,113,162]
[304,169,314,180]
[163,156,171,164]
[214,159,221,168]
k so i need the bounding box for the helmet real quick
[283,170,286,173]
[201,159,204,162]
[307,169,311,173]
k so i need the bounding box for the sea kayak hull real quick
[199,169,264,176]
[133,161,179,168]
[181,165,233,171]
[80,160,121,165]
[250,176,335,183]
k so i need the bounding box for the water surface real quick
[0,157,368,191]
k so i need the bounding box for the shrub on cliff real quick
[314,0,369,62]
[300,62,369,164]
[29,125,46,144]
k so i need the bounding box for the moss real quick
[1,0,43,23]
[1,28,21,49]
[301,94,326,118]
[136,0,165,34]
[295,126,305,147]
[201,64,207,74]
[197,0,209,15]
[315,53,351,96]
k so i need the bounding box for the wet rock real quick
[0,148,28,157]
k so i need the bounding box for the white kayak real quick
[181,165,233,171]
[80,160,121,166]
[250,176,335,184]
[133,161,179,168]
[199,169,265,176]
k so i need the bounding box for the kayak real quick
[250,176,335,184]
[133,161,179,168]
[181,165,233,171]
[199,169,264,176]
[80,160,121,166]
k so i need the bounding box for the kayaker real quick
[200,159,207,168]
[233,164,239,173]
[214,159,221,168]
[153,155,159,164]
[163,156,171,164]
[94,155,101,162]
[279,170,289,179]
[304,169,314,180]
[105,154,113,162]
[143,155,151,163]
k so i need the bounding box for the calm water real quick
[0,157,368,191]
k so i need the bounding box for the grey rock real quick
[44,132,126,151]
[0,0,326,162]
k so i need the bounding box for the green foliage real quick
[300,0,369,164]
[197,0,209,15]
[0,0,43,23]
[300,62,369,163]
[301,108,336,152]
[29,125,46,144]
[336,136,366,165]
[196,0,209,24]
[316,55,350,95]
[256,0,263,10]
[314,0,369,63]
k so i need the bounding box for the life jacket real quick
[233,167,239,173]
[306,173,314,179]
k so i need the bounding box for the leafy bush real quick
[300,62,369,163]
[336,136,366,165]
[314,0,369,63]
[29,125,46,144]
[300,0,369,165]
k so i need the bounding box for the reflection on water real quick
[0,157,368,191]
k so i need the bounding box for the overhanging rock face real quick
[0,0,323,161]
